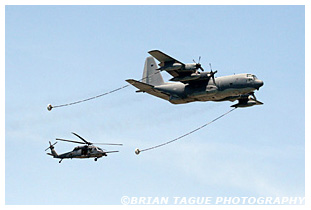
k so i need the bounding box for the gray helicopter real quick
[45,132,122,163]
[126,50,264,108]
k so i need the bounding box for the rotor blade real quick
[71,132,90,144]
[104,151,119,153]
[93,143,123,146]
[199,66,204,71]
[56,138,85,144]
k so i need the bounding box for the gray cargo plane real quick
[126,50,264,108]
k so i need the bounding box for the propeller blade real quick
[212,70,218,85]
[71,132,91,145]
[207,65,217,85]
[194,56,204,71]
[212,75,216,85]
[56,138,85,144]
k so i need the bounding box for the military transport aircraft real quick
[45,132,122,163]
[126,50,264,108]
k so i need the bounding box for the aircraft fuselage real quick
[154,73,263,104]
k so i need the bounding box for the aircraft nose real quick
[255,80,264,89]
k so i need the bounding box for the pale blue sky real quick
[5,5,305,204]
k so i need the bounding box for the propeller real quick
[208,63,218,85]
[45,141,57,151]
[193,56,204,72]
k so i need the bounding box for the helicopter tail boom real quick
[50,148,58,158]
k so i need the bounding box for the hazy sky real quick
[5,5,305,204]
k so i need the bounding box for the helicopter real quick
[45,132,122,163]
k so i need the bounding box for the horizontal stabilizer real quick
[126,79,170,101]
[126,79,154,92]
[46,153,53,156]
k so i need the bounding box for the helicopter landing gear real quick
[59,159,63,163]
[94,158,98,161]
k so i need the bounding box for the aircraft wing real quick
[126,79,170,101]
[148,50,194,78]
[148,50,184,65]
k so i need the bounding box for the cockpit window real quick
[252,75,257,79]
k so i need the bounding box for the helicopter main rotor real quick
[56,132,123,146]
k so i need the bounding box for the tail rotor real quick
[45,141,57,151]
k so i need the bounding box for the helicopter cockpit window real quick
[252,75,257,79]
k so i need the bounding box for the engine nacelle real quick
[184,63,197,71]
[160,63,183,71]
[170,73,201,82]
[160,63,198,72]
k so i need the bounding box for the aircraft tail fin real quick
[142,56,164,86]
